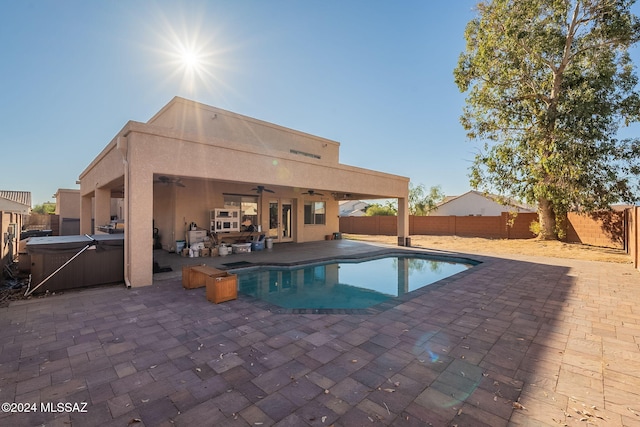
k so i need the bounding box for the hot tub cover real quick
[26,234,124,254]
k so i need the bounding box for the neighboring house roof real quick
[339,200,370,216]
[0,190,31,208]
[436,190,536,212]
[440,196,457,204]
[611,204,635,212]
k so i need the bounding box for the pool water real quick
[235,256,472,309]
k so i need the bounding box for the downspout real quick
[117,136,132,289]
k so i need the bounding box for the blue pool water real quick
[235,255,473,309]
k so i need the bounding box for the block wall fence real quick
[339,211,628,250]
[626,207,639,271]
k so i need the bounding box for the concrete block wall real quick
[566,212,624,249]
[340,211,625,249]
[627,207,638,271]
[453,216,503,238]
[342,213,538,239]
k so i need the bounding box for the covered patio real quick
[78,97,409,288]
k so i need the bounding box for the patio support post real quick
[397,196,409,246]
[80,194,93,235]
[127,139,154,287]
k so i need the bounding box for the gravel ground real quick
[344,234,630,264]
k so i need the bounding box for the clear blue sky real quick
[1,1,639,206]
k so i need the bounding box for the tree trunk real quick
[537,197,558,240]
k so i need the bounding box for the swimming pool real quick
[234,255,474,310]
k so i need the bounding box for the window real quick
[304,201,326,225]
[224,195,258,231]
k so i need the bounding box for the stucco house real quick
[339,200,370,217]
[79,97,410,288]
[54,189,81,235]
[0,190,30,270]
[0,190,31,215]
[430,190,536,216]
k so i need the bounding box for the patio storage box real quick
[182,265,226,289]
[26,234,124,293]
[232,243,251,254]
[206,273,238,303]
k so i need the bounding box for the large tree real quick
[455,0,640,239]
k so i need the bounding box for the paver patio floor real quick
[1,240,639,426]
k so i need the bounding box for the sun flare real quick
[178,46,204,73]
[148,7,230,95]
[181,49,201,70]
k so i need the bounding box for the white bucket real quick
[219,245,230,256]
[266,238,273,249]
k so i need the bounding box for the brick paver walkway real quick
[1,241,639,426]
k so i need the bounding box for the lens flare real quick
[181,48,201,71]
[412,332,441,363]
[141,4,235,97]
[412,332,482,408]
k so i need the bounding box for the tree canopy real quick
[455,0,640,239]
[365,201,398,216]
[365,183,444,216]
[408,183,445,215]
[32,202,56,215]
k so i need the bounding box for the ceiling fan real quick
[154,176,185,187]
[251,185,275,194]
[302,189,324,196]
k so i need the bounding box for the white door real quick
[268,199,293,242]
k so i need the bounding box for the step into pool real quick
[234,255,474,309]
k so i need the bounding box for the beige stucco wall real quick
[0,211,24,270]
[148,98,340,165]
[54,188,81,235]
[80,138,126,197]
[54,189,80,218]
[152,178,340,251]
[121,124,407,198]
